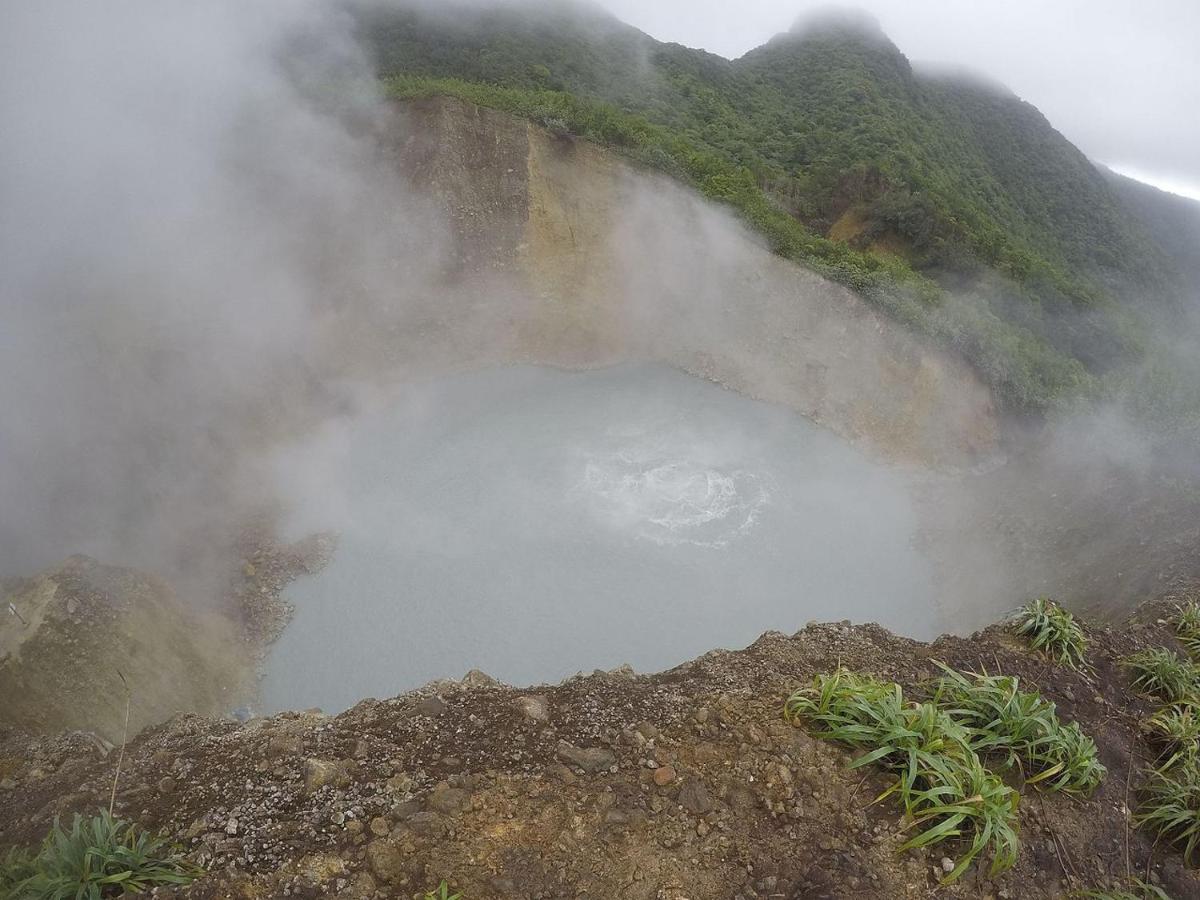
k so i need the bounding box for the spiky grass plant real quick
[1135,758,1200,865]
[931,664,1106,794]
[0,809,201,899]
[1144,703,1200,771]
[1012,596,1088,669]
[1124,648,1200,703]
[424,882,463,900]
[1176,599,1200,660]
[784,669,1019,883]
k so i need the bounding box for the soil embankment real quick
[2,600,1199,899]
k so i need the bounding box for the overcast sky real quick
[596,0,1200,202]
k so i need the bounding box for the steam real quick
[0,1,442,592]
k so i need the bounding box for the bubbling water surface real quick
[261,364,939,713]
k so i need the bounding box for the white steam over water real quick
[261,364,940,713]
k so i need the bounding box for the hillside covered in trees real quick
[355,0,1200,415]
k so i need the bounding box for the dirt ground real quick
[3,593,1200,900]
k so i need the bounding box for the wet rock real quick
[556,741,616,774]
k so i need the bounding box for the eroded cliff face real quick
[329,96,997,469]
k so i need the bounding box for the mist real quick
[0,1,447,593]
[2,0,1198,713]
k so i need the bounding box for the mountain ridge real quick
[359,0,1197,416]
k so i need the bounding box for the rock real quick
[298,852,347,886]
[426,783,471,815]
[461,669,498,688]
[416,697,447,717]
[224,817,238,836]
[635,721,660,740]
[384,773,414,793]
[267,731,304,758]
[302,758,351,792]
[156,776,176,794]
[391,799,422,820]
[514,695,550,722]
[369,816,390,836]
[678,777,713,815]
[653,765,677,786]
[348,872,377,899]
[941,857,955,874]
[365,838,405,884]
[693,707,710,724]
[556,740,616,774]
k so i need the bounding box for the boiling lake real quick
[261,364,940,713]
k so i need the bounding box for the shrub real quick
[0,810,201,899]
[784,669,1019,883]
[1135,759,1200,865]
[931,664,1105,793]
[1012,597,1087,669]
[1124,649,1200,704]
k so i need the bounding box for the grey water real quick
[261,364,939,713]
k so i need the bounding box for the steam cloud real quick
[0,1,442,592]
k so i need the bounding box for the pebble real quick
[653,765,676,786]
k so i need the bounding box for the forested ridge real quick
[357,1,1200,414]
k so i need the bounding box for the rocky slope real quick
[330,95,997,469]
[3,598,1200,899]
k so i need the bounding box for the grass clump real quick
[1124,648,1200,703]
[424,882,463,900]
[1012,597,1088,669]
[932,664,1105,794]
[784,669,1019,883]
[0,809,201,898]
[1135,759,1200,865]
[1144,703,1200,771]
[1175,600,1200,660]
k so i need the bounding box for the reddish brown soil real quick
[2,599,1199,899]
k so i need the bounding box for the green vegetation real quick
[1145,704,1200,771]
[424,882,463,900]
[1135,759,1200,865]
[386,75,1093,410]
[359,2,1194,412]
[931,664,1105,793]
[0,810,201,899]
[1176,600,1200,659]
[1012,597,1088,670]
[783,669,1019,883]
[1124,649,1200,704]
